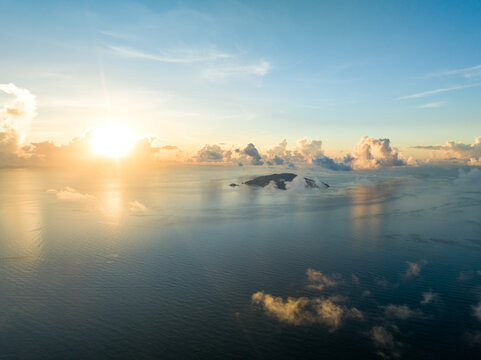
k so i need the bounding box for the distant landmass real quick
[243,173,329,190]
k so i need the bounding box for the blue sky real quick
[1,0,480,154]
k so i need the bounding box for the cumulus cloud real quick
[265,138,327,167]
[267,139,288,159]
[196,136,406,171]
[0,125,28,167]
[243,143,263,165]
[306,268,342,290]
[420,291,437,305]
[264,138,352,171]
[251,291,362,330]
[413,136,481,164]
[0,125,18,153]
[0,84,184,169]
[0,83,36,135]
[0,83,37,167]
[128,200,148,215]
[270,155,284,165]
[382,304,422,319]
[296,138,324,161]
[345,137,406,170]
[196,144,233,163]
[47,187,97,203]
[405,260,427,278]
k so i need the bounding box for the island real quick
[243,173,329,190]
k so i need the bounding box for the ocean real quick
[1,165,480,359]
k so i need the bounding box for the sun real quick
[91,125,134,158]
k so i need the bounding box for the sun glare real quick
[92,125,134,158]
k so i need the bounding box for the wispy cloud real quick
[417,102,443,108]
[201,60,270,80]
[427,63,481,79]
[397,84,479,100]
[109,45,232,63]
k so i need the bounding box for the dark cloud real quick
[196,144,232,162]
[312,156,352,171]
[243,143,263,165]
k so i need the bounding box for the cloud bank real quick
[413,136,481,165]
[6,82,480,170]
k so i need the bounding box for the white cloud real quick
[427,63,481,79]
[344,136,405,170]
[128,201,148,215]
[0,83,36,124]
[109,45,232,63]
[48,187,97,203]
[417,102,443,108]
[397,83,479,100]
[202,60,271,80]
[413,136,481,164]
[0,83,36,148]
[296,138,324,161]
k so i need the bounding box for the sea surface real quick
[1,165,481,359]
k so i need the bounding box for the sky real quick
[1,0,481,167]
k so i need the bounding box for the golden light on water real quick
[91,125,134,158]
